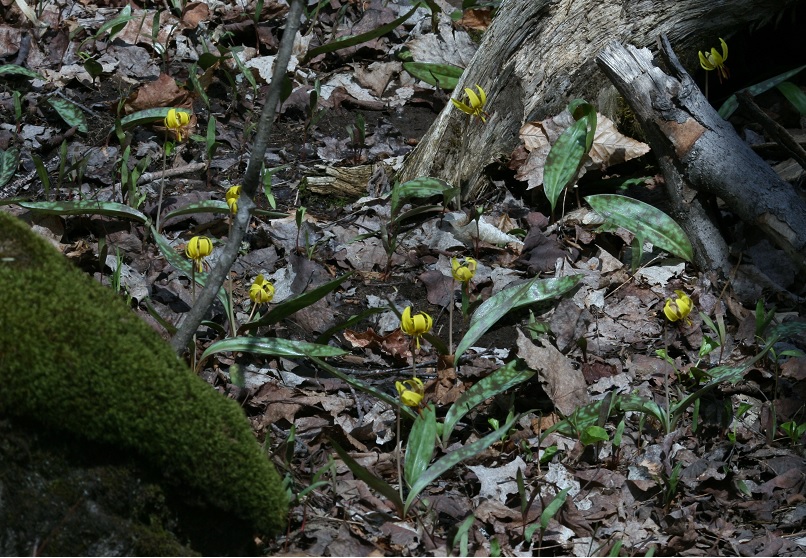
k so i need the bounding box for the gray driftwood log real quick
[596,36,806,274]
[397,0,800,202]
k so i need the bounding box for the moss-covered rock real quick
[0,211,287,538]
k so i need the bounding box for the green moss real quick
[0,211,287,536]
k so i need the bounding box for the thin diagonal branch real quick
[171,0,305,354]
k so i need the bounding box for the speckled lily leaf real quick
[454,274,583,362]
[405,404,437,487]
[403,62,463,90]
[0,147,19,188]
[442,360,534,444]
[200,336,346,361]
[18,200,147,223]
[0,65,43,80]
[585,194,694,263]
[47,97,88,133]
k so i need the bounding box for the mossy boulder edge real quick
[0,211,287,536]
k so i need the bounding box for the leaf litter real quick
[2,0,806,555]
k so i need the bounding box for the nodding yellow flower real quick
[164,108,190,141]
[400,306,433,351]
[698,38,729,82]
[226,185,241,214]
[185,235,213,272]
[451,256,477,283]
[664,290,693,325]
[249,274,274,304]
[396,377,424,407]
[450,84,488,123]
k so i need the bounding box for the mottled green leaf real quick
[405,405,438,487]
[402,62,463,90]
[18,200,147,223]
[580,425,608,446]
[95,5,132,41]
[539,487,571,530]
[404,413,519,514]
[718,65,806,119]
[442,360,534,444]
[454,275,582,362]
[161,201,287,222]
[585,194,693,262]
[304,4,420,62]
[47,97,88,133]
[200,336,346,361]
[0,147,19,188]
[543,118,586,213]
[776,81,806,116]
[391,176,450,216]
[0,65,44,80]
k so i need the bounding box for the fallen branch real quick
[596,35,806,274]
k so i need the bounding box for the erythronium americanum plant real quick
[664,290,694,325]
[186,235,213,273]
[226,185,241,214]
[450,84,488,123]
[449,256,477,354]
[164,107,191,141]
[699,37,729,99]
[400,306,433,353]
[451,84,489,210]
[247,274,274,322]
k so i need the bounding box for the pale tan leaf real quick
[589,114,651,168]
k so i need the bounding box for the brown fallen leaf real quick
[516,329,588,416]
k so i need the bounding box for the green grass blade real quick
[402,62,463,90]
[442,360,534,444]
[585,194,693,262]
[18,200,148,223]
[454,275,582,362]
[200,336,347,361]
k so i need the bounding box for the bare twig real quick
[170,0,305,354]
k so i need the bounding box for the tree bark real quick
[596,36,806,273]
[397,0,800,201]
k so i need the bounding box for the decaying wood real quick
[397,0,800,201]
[596,36,806,273]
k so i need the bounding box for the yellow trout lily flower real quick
[164,108,190,141]
[450,84,488,123]
[401,306,433,351]
[396,377,424,407]
[226,185,241,214]
[664,290,693,325]
[186,235,213,272]
[249,274,275,304]
[451,256,477,283]
[698,38,729,82]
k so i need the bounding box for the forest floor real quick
[2,0,806,555]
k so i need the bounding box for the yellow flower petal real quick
[186,235,213,272]
[451,257,477,283]
[249,274,275,304]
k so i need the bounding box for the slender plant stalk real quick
[170,0,304,354]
